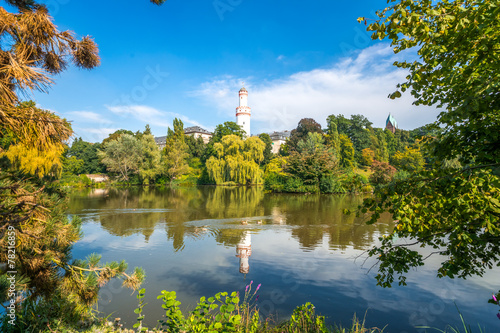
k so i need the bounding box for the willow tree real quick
[358,0,500,292]
[206,135,265,185]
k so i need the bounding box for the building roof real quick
[268,130,291,141]
[239,87,247,93]
[154,136,167,145]
[184,126,213,135]
[386,114,398,129]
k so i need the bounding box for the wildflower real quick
[497,313,500,320]
[256,284,261,292]
[493,294,498,302]
[245,285,249,292]
[250,280,253,285]
[256,295,259,301]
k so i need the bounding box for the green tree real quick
[98,134,143,181]
[286,132,338,187]
[65,138,106,174]
[62,155,84,175]
[327,114,351,136]
[0,0,162,330]
[328,114,376,163]
[164,118,189,184]
[212,121,245,141]
[348,114,374,157]
[359,0,500,289]
[185,135,206,159]
[391,147,425,173]
[206,135,264,185]
[325,118,340,156]
[360,148,375,167]
[203,121,245,162]
[373,128,389,163]
[139,133,162,185]
[288,118,323,152]
[258,133,273,165]
[339,134,355,170]
[102,129,135,145]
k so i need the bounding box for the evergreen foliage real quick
[338,134,356,169]
[258,133,273,165]
[139,133,162,185]
[163,118,190,184]
[1,102,72,178]
[64,138,106,175]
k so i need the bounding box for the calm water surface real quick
[68,187,499,332]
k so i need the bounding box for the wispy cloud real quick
[192,44,440,133]
[67,111,113,124]
[73,127,120,143]
[106,104,209,131]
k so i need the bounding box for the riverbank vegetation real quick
[1,0,499,331]
[59,114,433,194]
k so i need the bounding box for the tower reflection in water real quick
[236,231,252,275]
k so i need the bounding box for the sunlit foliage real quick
[98,134,143,181]
[164,118,190,183]
[1,102,71,178]
[359,0,500,288]
[206,135,265,185]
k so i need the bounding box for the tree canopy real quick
[206,135,264,185]
[359,0,500,289]
[288,118,323,152]
[363,0,499,165]
[0,2,164,328]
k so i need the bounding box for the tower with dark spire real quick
[386,113,398,133]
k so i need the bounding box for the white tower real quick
[236,87,251,137]
[236,231,252,274]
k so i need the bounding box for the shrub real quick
[342,172,369,193]
[393,170,410,182]
[369,160,397,185]
[79,174,93,186]
[319,176,346,194]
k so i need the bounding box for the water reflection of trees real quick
[69,187,393,252]
[264,194,393,250]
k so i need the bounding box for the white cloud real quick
[67,111,112,124]
[106,104,208,131]
[74,127,119,142]
[192,44,440,133]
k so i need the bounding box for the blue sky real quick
[20,0,440,142]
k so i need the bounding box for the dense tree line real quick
[64,112,433,194]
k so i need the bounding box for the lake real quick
[68,186,499,332]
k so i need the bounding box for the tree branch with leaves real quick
[357,0,500,298]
